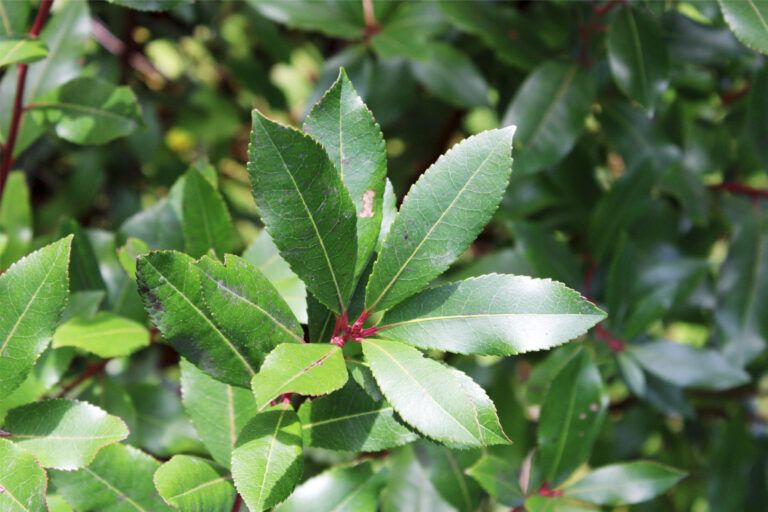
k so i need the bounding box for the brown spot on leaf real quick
[360,189,375,218]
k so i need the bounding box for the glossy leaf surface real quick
[154,455,235,511]
[563,461,686,505]
[0,438,47,512]
[52,311,150,357]
[719,0,768,54]
[0,36,47,67]
[182,168,237,258]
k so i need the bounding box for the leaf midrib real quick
[256,347,339,411]
[625,9,649,103]
[255,116,346,311]
[368,137,507,311]
[27,100,136,124]
[301,406,394,429]
[385,312,604,328]
[255,403,288,509]
[526,65,577,151]
[83,466,148,512]
[168,475,232,501]
[0,475,28,511]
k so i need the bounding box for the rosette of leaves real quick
[134,69,607,511]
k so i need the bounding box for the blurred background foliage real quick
[2,0,768,510]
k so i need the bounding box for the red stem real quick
[595,324,624,352]
[579,0,623,68]
[0,0,54,199]
[56,359,110,396]
[231,493,242,512]
[709,182,768,199]
[538,482,564,497]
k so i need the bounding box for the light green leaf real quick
[107,0,193,11]
[466,451,524,507]
[248,110,358,314]
[197,254,303,369]
[0,235,71,395]
[3,399,128,470]
[180,359,259,468]
[381,445,456,512]
[231,404,303,512]
[502,61,593,174]
[607,6,670,110]
[536,348,607,487]
[243,229,307,323]
[563,461,686,506]
[0,170,32,268]
[629,341,749,391]
[117,237,150,280]
[410,43,489,108]
[0,438,47,512]
[277,461,386,512]
[136,251,260,387]
[414,443,483,512]
[182,168,237,258]
[251,343,347,410]
[51,443,171,511]
[377,178,396,252]
[365,127,514,313]
[304,68,387,278]
[249,0,365,39]
[346,358,384,401]
[0,36,47,67]
[154,455,235,511]
[361,338,507,447]
[719,0,768,54]
[52,312,150,357]
[524,495,596,511]
[380,274,604,355]
[0,0,29,37]
[298,381,417,451]
[28,77,144,145]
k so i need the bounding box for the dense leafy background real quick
[1,0,768,510]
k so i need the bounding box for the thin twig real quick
[362,0,379,40]
[709,182,768,199]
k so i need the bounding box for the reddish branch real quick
[0,0,54,197]
[578,0,624,68]
[583,257,624,351]
[231,493,242,512]
[709,182,768,199]
[538,482,564,497]
[55,359,110,396]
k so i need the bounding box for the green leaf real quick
[57,219,107,292]
[249,0,365,39]
[524,495,596,511]
[0,235,71,395]
[180,359,259,468]
[197,254,303,367]
[563,461,686,506]
[345,358,384,401]
[51,443,171,511]
[0,0,29,36]
[251,343,347,410]
[0,0,91,154]
[117,237,150,280]
[243,230,308,324]
[0,170,32,268]
[719,0,768,54]
[361,338,507,447]
[0,36,47,67]
[536,348,607,487]
[381,445,456,512]
[182,168,237,258]
[136,251,260,387]
[379,274,604,355]
[502,61,593,174]
[248,110,358,314]
[297,381,417,451]
[277,461,386,512]
[231,404,303,512]
[410,43,489,108]
[154,455,235,511]
[107,0,193,11]
[0,438,47,512]
[304,68,387,278]
[607,6,670,110]
[370,3,446,61]
[28,77,144,145]
[121,199,185,251]
[377,178,396,252]
[3,399,128,470]
[414,443,483,512]
[365,127,514,313]
[629,341,749,391]
[52,312,150,357]
[466,451,524,507]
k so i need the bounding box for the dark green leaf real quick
[466,451,524,507]
[231,404,303,512]
[277,461,386,512]
[361,338,507,446]
[414,443,482,512]
[381,446,456,512]
[536,348,607,487]
[297,381,417,451]
[719,0,768,54]
[51,443,171,511]
[0,0,29,36]
[0,36,47,67]
[121,199,185,251]
[154,455,235,511]
[0,235,71,395]
[607,6,670,110]
[251,343,347,410]
[180,359,260,468]
[136,251,260,387]
[249,0,365,39]
[248,110,358,314]
[502,61,593,174]
[107,0,193,11]
[182,168,237,258]
[0,438,47,512]
[370,3,445,60]
[380,274,604,355]
[365,127,514,313]
[117,237,150,280]
[57,219,107,292]
[410,43,489,108]
[563,461,686,505]
[3,399,128,470]
[304,68,386,278]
